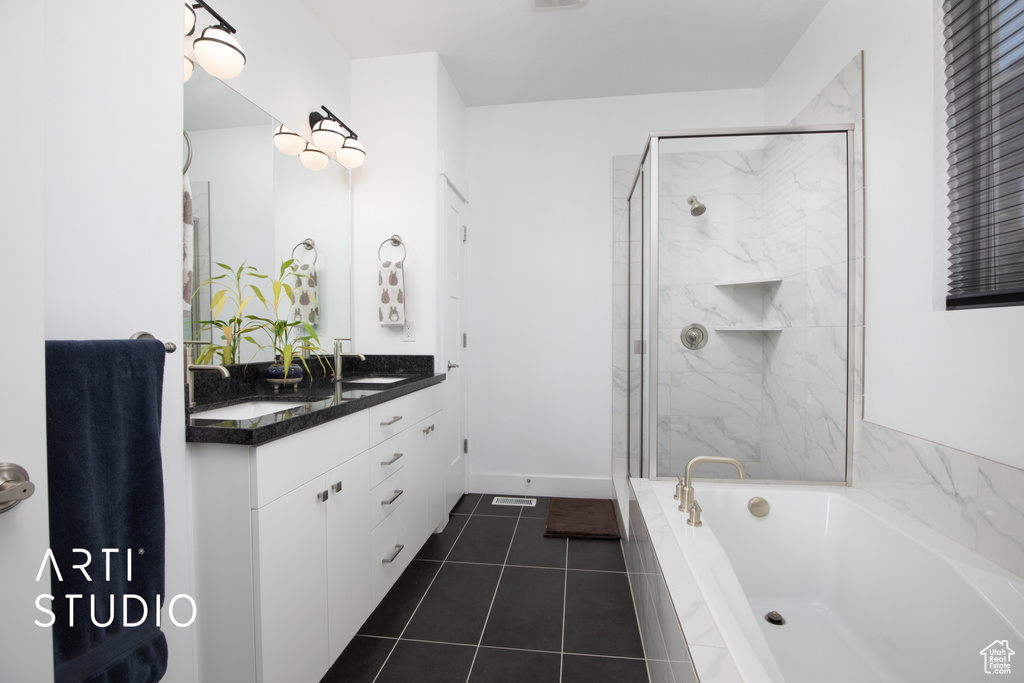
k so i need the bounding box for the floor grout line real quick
[463,503,523,682]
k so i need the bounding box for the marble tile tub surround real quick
[625,478,730,683]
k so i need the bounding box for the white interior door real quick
[442,179,468,513]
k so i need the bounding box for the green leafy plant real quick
[246,259,324,377]
[192,261,266,365]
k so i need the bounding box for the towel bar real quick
[130,331,177,353]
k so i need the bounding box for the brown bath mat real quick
[543,498,620,540]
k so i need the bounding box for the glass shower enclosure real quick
[626,126,856,483]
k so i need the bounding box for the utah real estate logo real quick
[981,640,1015,675]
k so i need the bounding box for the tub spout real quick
[678,456,746,522]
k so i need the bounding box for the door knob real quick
[0,463,36,514]
[447,361,460,371]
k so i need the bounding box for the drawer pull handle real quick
[381,453,404,466]
[381,489,404,506]
[422,424,435,435]
[331,481,343,493]
[382,544,405,564]
[380,416,403,427]
[316,490,329,503]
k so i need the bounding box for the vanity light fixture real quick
[299,143,330,171]
[336,137,366,169]
[189,1,245,80]
[184,2,196,36]
[309,106,366,169]
[273,124,306,156]
[183,56,195,83]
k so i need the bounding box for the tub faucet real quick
[678,456,746,527]
[332,339,365,402]
[183,340,231,408]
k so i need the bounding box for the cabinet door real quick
[325,453,371,661]
[413,413,446,535]
[252,477,330,683]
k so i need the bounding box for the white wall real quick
[350,53,445,362]
[465,89,764,497]
[765,0,1024,469]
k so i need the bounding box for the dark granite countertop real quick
[186,354,444,447]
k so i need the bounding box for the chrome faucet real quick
[332,339,365,402]
[678,456,746,527]
[183,340,231,408]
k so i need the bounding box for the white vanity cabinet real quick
[190,383,445,683]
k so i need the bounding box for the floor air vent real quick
[492,496,537,507]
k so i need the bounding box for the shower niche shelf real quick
[713,277,783,287]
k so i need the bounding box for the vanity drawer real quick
[367,385,443,446]
[369,467,406,530]
[370,503,412,602]
[367,430,410,489]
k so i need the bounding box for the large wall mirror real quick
[183,68,352,362]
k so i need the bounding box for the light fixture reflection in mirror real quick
[184,56,195,83]
[273,125,305,156]
[299,144,330,171]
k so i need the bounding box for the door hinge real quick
[463,439,468,454]
[462,226,468,242]
[463,332,467,348]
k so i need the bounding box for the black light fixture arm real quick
[309,106,359,140]
[192,0,236,33]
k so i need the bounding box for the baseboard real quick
[467,472,614,500]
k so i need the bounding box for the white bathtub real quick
[647,480,1024,683]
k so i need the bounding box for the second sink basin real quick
[191,401,306,420]
[348,376,405,384]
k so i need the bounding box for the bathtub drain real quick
[764,610,786,626]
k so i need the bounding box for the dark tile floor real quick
[323,493,649,683]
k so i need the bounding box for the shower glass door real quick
[637,126,855,483]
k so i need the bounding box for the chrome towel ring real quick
[378,234,406,261]
[291,238,318,266]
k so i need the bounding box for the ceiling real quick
[301,0,830,107]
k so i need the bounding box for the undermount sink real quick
[191,401,306,420]
[348,376,404,384]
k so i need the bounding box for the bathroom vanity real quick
[186,360,445,683]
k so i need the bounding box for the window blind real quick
[945,0,1024,309]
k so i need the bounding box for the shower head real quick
[687,196,706,217]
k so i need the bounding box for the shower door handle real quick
[0,464,36,514]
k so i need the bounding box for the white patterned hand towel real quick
[183,173,194,314]
[289,262,320,326]
[379,259,405,327]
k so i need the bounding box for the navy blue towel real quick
[44,340,169,683]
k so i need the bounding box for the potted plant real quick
[192,261,266,365]
[246,259,324,384]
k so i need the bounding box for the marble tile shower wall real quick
[759,131,850,481]
[657,149,767,480]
